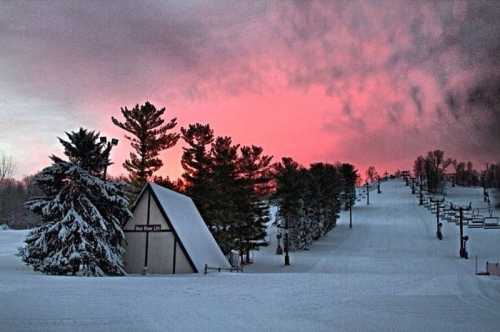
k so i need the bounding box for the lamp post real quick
[100,136,119,181]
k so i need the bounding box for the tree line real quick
[273,159,358,251]
[413,149,500,201]
[9,101,359,275]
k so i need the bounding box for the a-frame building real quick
[123,183,230,274]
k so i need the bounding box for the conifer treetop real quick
[112,101,180,185]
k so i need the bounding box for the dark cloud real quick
[1,0,500,175]
[410,86,423,116]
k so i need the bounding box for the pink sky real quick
[1,1,499,180]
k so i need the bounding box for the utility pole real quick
[450,203,471,259]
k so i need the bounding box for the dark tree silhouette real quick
[112,101,179,190]
[0,152,15,183]
[338,163,358,209]
[58,128,110,176]
[238,145,273,262]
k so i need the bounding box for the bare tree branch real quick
[0,152,15,183]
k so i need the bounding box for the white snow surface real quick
[1,180,500,331]
[149,183,230,272]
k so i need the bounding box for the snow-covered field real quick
[1,180,500,331]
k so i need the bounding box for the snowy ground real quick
[1,180,500,331]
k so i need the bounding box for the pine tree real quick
[112,101,180,190]
[58,128,110,177]
[152,175,184,192]
[322,163,342,234]
[209,136,244,254]
[339,163,358,210]
[180,123,218,249]
[273,157,306,251]
[19,156,131,276]
[238,145,273,262]
[181,123,215,212]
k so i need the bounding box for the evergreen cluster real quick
[180,123,273,262]
[16,100,363,274]
[273,158,358,251]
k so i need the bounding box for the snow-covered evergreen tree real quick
[273,159,343,251]
[19,158,131,276]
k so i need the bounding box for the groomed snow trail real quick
[1,180,500,331]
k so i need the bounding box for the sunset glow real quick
[1,0,499,178]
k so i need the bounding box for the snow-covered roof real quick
[149,183,230,272]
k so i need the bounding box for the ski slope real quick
[1,180,500,331]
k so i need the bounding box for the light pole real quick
[100,136,119,181]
